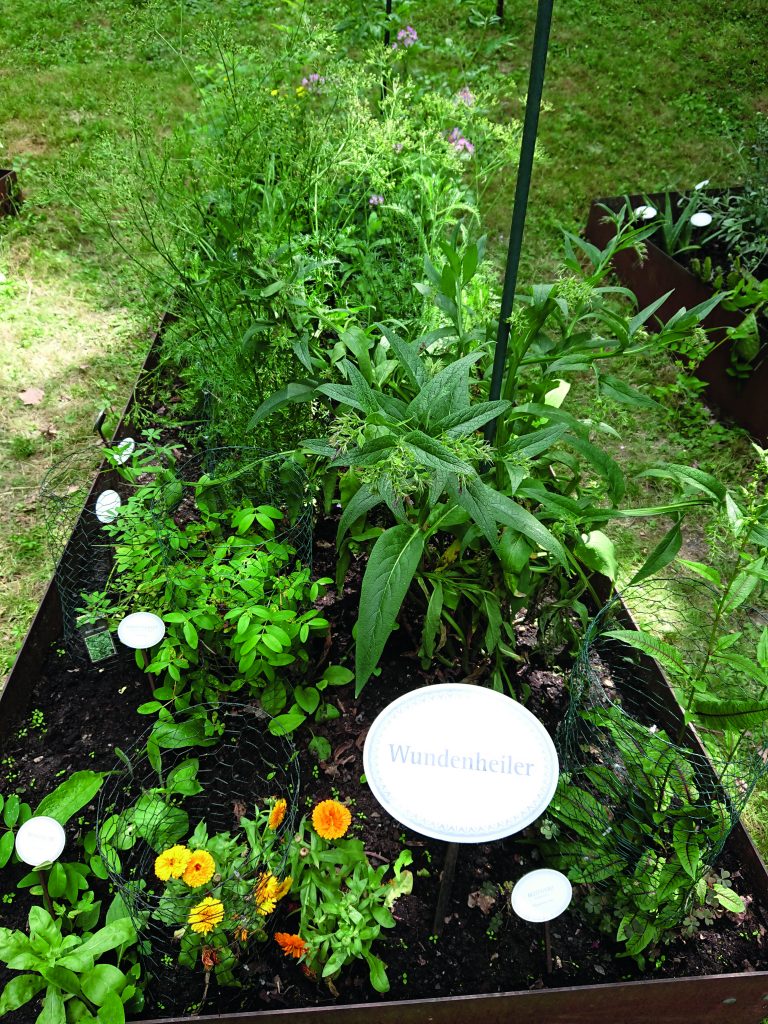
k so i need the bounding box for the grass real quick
[1,0,768,847]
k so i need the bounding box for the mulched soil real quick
[2,503,768,1021]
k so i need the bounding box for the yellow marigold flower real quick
[268,798,287,830]
[312,799,352,840]
[270,89,279,96]
[182,850,216,888]
[254,872,292,916]
[188,897,225,935]
[275,932,308,959]
[154,845,192,881]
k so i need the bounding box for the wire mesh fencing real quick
[96,702,301,1014]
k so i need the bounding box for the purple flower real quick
[456,87,475,106]
[393,25,418,49]
[369,194,385,206]
[300,72,326,91]
[447,127,474,154]
[393,142,404,153]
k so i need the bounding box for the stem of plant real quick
[544,920,553,973]
[37,867,54,917]
[432,841,460,936]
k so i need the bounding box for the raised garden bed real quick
[4,327,768,1024]
[0,169,21,217]
[585,191,768,441]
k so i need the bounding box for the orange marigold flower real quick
[312,799,352,839]
[154,845,192,881]
[183,850,216,888]
[201,946,220,970]
[275,932,309,959]
[254,872,292,915]
[268,798,287,830]
[188,897,225,935]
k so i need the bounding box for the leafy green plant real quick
[0,791,33,868]
[0,905,141,1024]
[540,706,744,964]
[284,799,413,993]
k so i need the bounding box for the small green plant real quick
[0,906,142,1023]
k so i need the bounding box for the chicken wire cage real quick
[40,442,148,667]
[96,702,301,1014]
[553,571,768,926]
[147,446,313,569]
[40,444,314,669]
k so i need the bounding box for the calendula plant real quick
[281,799,413,994]
[149,800,292,989]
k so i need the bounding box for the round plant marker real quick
[633,204,657,220]
[690,211,713,228]
[15,816,66,867]
[363,684,559,843]
[511,868,572,923]
[113,437,136,465]
[117,612,166,650]
[95,489,122,524]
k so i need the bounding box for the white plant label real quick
[117,611,166,650]
[511,868,572,923]
[15,816,66,867]
[95,489,122,524]
[363,684,559,842]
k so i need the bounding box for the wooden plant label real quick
[363,684,558,842]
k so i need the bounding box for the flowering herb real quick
[448,127,475,155]
[183,849,216,888]
[456,87,476,106]
[275,932,309,959]
[188,897,225,935]
[301,72,325,91]
[393,25,418,49]
[155,844,192,881]
[254,871,292,915]
[268,798,287,830]
[369,194,385,206]
[312,799,352,839]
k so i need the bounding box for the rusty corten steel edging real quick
[585,193,768,442]
[0,309,175,727]
[133,971,768,1024]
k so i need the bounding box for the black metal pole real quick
[485,0,554,441]
[383,0,393,47]
[496,0,504,23]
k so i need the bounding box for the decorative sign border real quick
[363,683,559,843]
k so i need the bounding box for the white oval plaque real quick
[95,489,122,524]
[117,611,166,650]
[511,868,572,923]
[15,816,66,867]
[363,684,558,843]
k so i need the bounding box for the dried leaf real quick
[467,889,497,915]
[18,387,44,405]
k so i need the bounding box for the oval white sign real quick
[511,868,572,923]
[363,684,559,843]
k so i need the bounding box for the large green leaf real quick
[38,985,65,1024]
[69,919,136,964]
[574,530,618,581]
[467,479,567,565]
[355,525,424,694]
[0,974,46,1014]
[692,695,768,733]
[35,771,104,826]
[336,484,383,546]
[603,629,688,676]
[627,522,682,587]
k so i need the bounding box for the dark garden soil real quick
[2,502,768,1021]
